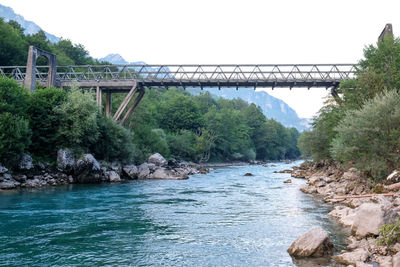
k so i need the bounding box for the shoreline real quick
[290,161,400,266]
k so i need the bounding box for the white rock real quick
[351,203,385,238]
[148,153,167,167]
[138,163,150,179]
[287,227,334,257]
[106,171,121,182]
[333,248,369,265]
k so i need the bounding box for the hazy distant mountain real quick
[189,88,310,131]
[100,53,310,131]
[0,4,59,43]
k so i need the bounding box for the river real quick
[0,161,347,266]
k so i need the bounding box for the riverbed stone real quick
[152,168,188,180]
[0,178,20,189]
[138,163,150,179]
[287,227,334,257]
[57,149,75,172]
[333,248,369,265]
[19,154,34,171]
[74,154,102,183]
[106,171,121,182]
[123,165,139,179]
[351,203,389,238]
[13,174,27,183]
[0,164,8,174]
[148,153,167,167]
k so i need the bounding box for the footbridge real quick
[0,59,357,125]
[1,24,394,125]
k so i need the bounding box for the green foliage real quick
[0,78,31,165]
[331,90,400,180]
[0,19,28,65]
[167,130,197,160]
[132,126,170,163]
[54,86,99,153]
[0,77,29,116]
[0,112,31,165]
[28,87,67,160]
[91,116,137,163]
[298,103,345,161]
[378,221,400,246]
[160,93,203,133]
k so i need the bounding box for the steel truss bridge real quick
[0,64,357,90]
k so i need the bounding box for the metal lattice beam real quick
[0,64,357,89]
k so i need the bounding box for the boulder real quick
[291,169,306,178]
[393,251,400,267]
[0,164,8,174]
[57,149,75,172]
[148,153,167,167]
[147,163,157,172]
[19,154,34,171]
[74,154,102,183]
[110,162,122,175]
[23,177,44,188]
[0,178,20,189]
[138,163,150,179]
[13,175,27,183]
[387,170,400,184]
[351,202,394,238]
[287,227,334,257]
[123,165,139,179]
[244,173,253,176]
[168,158,179,168]
[152,168,188,180]
[106,171,121,182]
[284,179,292,183]
[332,248,369,265]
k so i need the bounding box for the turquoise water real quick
[0,162,346,266]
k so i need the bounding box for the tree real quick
[54,86,99,153]
[160,94,203,133]
[331,90,400,181]
[28,87,67,160]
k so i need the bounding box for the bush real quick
[54,86,99,153]
[91,116,137,163]
[132,127,170,162]
[298,104,344,162]
[331,90,400,180]
[28,87,67,160]
[167,130,197,160]
[0,112,31,165]
[378,221,400,246]
[0,77,29,116]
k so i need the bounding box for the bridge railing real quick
[0,64,358,87]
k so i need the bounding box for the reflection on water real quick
[0,161,347,266]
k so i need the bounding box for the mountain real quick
[0,4,59,43]
[189,88,310,131]
[100,53,310,131]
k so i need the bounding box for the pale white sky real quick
[1,0,400,118]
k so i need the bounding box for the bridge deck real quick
[0,64,357,90]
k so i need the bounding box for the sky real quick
[1,0,400,118]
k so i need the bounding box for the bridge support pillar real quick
[120,89,145,126]
[24,46,57,92]
[106,93,112,118]
[112,81,139,123]
[96,86,102,107]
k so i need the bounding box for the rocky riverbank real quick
[288,161,400,266]
[0,150,208,191]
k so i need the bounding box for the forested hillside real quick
[298,34,400,181]
[0,18,300,168]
